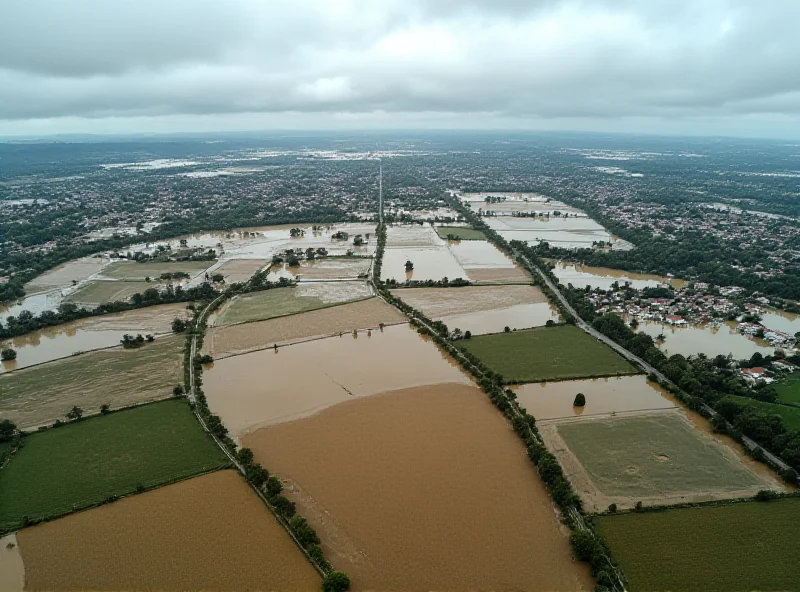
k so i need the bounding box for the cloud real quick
[1,0,799,136]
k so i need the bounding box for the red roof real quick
[743,367,766,375]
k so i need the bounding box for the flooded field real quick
[0,303,191,373]
[551,261,685,290]
[220,223,377,259]
[386,224,441,247]
[269,257,371,280]
[761,308,800,335]
[0,533,24,592]
[65,280,156,305]
[243,383,593,591]
[207,297,406,357]
[17,470,320,592]
[0,290,64,324]
[0,334,183,429]
[447,239,531,282]
[514,375,676,420]
[24,257,109,295]
[204,324,472,436]
[392,285,558,334]
[635,319,774,359]
[214,258,268,283]
[100,260,213,280]
[484,216,617,249]
[381,247,468,282]
[541,409,782,512]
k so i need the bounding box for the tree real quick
[1,348,17,361]
[290,516,320,547]
[266,475,283,497]
[322,571,351,592]
[504,326,511,333]
[171,317,188,333]
[66,406,84,421]
[573,393,586,407]
[273,495,296,518]
[0,419,17,441]
[211,273,224,283]
[173,385,184,397]
[237,447,254,466]
[404,260,414,271]
[100,403,111,415]
[569,530,598,562]
[464,330,472,339]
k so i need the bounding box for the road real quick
[517,252,792,473]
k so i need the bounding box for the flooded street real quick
[551,261,685,290]
[243,383,594,591]
[17,471,320,592]
[514,375,676,420]
[635,319,774,359]
[204,324,472,436]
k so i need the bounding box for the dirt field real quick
[541,409,783,512]
[243,384,593,591]
[74,302,192,333]
[204,324,472,436]
[100,260,213,279]
[17,470,320,592]
[215,258,267,283]
[207,297,406,357]
[0,533,24,592]
[297,258,371,279]
[392,285,548,317]
[24,257,109,294]
[386,224,442,247]
[0,335,183,429]
[465,266,532,282]
[65,280,156,305]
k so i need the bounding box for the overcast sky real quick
[2,0,799,139]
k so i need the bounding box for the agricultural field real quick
[0,334,184,428]
[100,260,214,279]
[545,410,778,511]
[214,258,268,283]
[459,324,638,382]
[24,257,109,294]
[436,225,486,240]
[775,375,800,406]
[204,323,472,436]
[72,302,192,333]
[206,297,405,357]
[243,383,594,591]
[17,470,320,592]
[594,498,800,592]
[391,284,558,334]
[730,395,800,431]
[0,399,229,531]
[65,280,156,305]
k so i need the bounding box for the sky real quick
[2,0,800,139]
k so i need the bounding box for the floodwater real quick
[243,383,593,591]
[514,375,676,421]
[381,247,468,282]
[269,258,371,281]
[24,257,110,295]
[204,324,472,437]
[447,240,517,268]
[551,261,685,290]
[392,284,549,317]
[441,303,560,335]
[761,308,800,336]
[17,471,320,591]
[0,533,24,592]
[386,224,442,247]
[635,319,775,359]
[0,290,64,324]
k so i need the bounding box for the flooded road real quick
[514,375,676,420]
[551,261,685,290]
[204,324,472,437]
[635,319,774,359]
[243,383,594,591]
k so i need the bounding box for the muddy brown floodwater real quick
[204,323,472,437]
[243,384,594,592]
[0,533,24,592]
[17,470,320,592]
[381,247,468,282]
[550,261,686,290]
[514,375,677,420]
[634,318,774,359]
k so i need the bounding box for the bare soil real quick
[0,533,24,592]
[392,285,549,318]
[65,280,157,305]
[17,470,320,591]
[215,258,268,283]
[243,383,594,592]
[207,297,405,357]
[24,257,109,294]
[465,266,532,282]
[76,303,192,333]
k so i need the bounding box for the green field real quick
[594,498,800,592]
[100,261,214,279]
[458,324,637,382]
[557,412,761,499]
[731,395,800,431]
[215,287,329,325]
[436,226,486,240]
[66,280,156,304]
[775,375,800,406]
[0,399,229,531]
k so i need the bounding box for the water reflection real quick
[440,303,560,335]
[634,319,774,359]
[551,261,685,290]
[381,248,468,283]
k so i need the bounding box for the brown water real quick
[0,533,24,592]
[17,471,320,591]
[551,261,685,290]
[761,308,800,335]
[447,239,517,268]
[243,384,594,591]
[514,375,676,421]
[0,291,64,324]
[381,247,468,282]
[204,324,473,437]
[635,319,774,359]
[441,302,560,334]
[392,285,548,317]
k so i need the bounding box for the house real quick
[664,315,688,326]
[773,360,796,372]
[742,367,767,378]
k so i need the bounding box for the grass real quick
[215,287,328,325]
[458,324,637,382]
[594,498,800,592]
[0,399,230,532]
[436,226,486,240]
[774,375,800,407]
[0,334,184,429]
[730,395,800,431]
[557,412,761,498]
[65,280,155,304]
[101,260,214,279]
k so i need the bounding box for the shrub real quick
[322,571,351,592]
[573,393,586,407]
[290,516,320,547]
[755,489,779,502]
[570,530,598,562]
